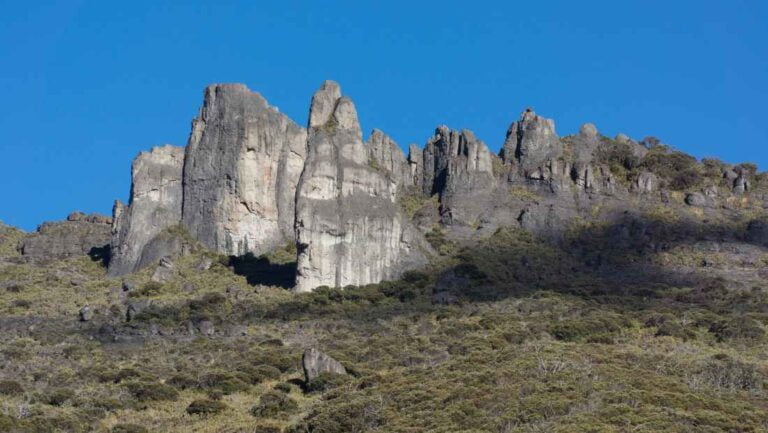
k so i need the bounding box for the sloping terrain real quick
[1,208,768,432]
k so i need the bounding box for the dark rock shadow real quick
[229,253,296,289]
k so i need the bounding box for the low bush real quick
[709,317,765,342]
[306,373,353,393]
[0,380,24,396]
[112,424,149,433]
[128,281,163,298]
[251,391,298,417]
[125,381,178,402]
[42,388,75,406]
[186,399,228,416]
[198,371,250,394]
[273,382,292,393]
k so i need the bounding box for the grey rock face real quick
[733,172,750,195]
[408,143,424,188]
[366,129,413,190]
[182,84,307,257]
[108,145,185,276]
[20,213,112,260]
[420,127,496,226]
[302,348,347,382]
[634,172,658,193]
[294,81,430,292]
[501,109,561,175]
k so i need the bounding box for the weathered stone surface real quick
[685,192,707,207]
[182,84,307,257]
[78,306,93,322]
[421,126,496,226]
[150,257,176,283]
[634,171,658,193]
[108,145,185,276]
[500,109,561,175]
[407,143,423,189]
[20,213,112,260]
[294,81,430,292]
[733,172,750,195]
[302,348,347,382]
[366,129,412,190]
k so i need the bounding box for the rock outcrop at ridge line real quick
[294,81,430,292]
[501,108,561,176]
[19,212,112,260]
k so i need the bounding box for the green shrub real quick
[112,424,149,433]
[253,426,283,433]
[709,317,765,342]
[549,312,629,342]
[0,380,24,396]
[690,355,764,393]
[42,388,75,406]
[99,367,144,384]
[251,391,298,417]
[168,373,198,390]
[125,381,179,402]
[306,372,352,393]
[129,281,163,298]
[641,150,702,191]
[273,382,292,393]
[186,399,228,416]
[198,371,250,394]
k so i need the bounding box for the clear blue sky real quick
[1,1,766,230]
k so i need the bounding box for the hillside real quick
[0,80,767,432]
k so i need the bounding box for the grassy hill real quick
[1,206,768,432]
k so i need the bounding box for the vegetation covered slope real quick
[1,200,768,433]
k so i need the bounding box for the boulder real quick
[197,320,215,336]
[634,172,658,193]
[302,348,347,382]
[294,81,430,292]
[78,306,93,322]
[150,257,175,283]
[126,299,152,322]
[685,192,707,207]
[108,145,185,276]
[182,84,307,257]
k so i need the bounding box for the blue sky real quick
[1,1,766,230]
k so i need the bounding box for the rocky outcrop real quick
[108,145,185,276]
[366,129,413,190]
[302,348,347,382]
[181,84,307,257]
[634,171,658,193]
[294,81,430,292]
[20,212,112,260]
[421,127,496,225]
[500,108,561,176]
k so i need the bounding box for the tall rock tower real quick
[294,81,430,292]
[181,84,307,256]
